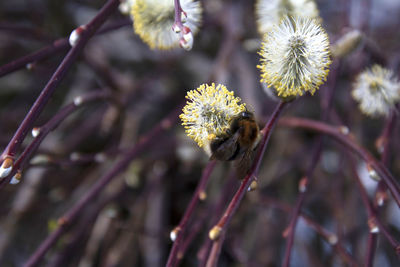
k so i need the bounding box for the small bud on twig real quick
[248,180,258,192]
[170,226,181,242]
[368,217,379,233]
[70,152,81,161]
[327,234,338,245]
[375,136,386,154]
[73,96,83,106]
[209,225,222,240]
[0,157,13,179]
[69,25,86,47]
[26,63,34,70]
[282,227,291,238]
[298,177,308,193]
[331,29,363,59]
[94,153,106,163]
[32,127,40,138]
[10,171,22,185]
[338,126,350,135]
[366,164,381,181]
[199,191,207,200]
[376,190,387,206]
[30,154,51,165]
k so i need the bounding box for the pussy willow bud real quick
[0,158,13,179]
[130,0,202,50]
[331,29,363,58]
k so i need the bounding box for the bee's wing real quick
[234,148,255,179]
[210,132,240,161]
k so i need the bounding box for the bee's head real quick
[239,111,254,120]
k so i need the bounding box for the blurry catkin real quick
[255,0,320,36]
[352,65,400,117]
[128,0,202,50]
[331,29,363,59]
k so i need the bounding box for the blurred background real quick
[0,0,400,266]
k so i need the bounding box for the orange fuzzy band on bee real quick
[230,112,259,148]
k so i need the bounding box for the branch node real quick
[209,225,222,240]
[368,217,380,233]
[31,127,41,138]
[57,217,69,227]
[170,226,181,242]
[298,176,308,193]
[327,234,338,245]
[248,180,258,192]
[69,25,87,47]
[199,191,207,200]
[0,157,14,178]
[10,171,22,185]
[338,125,350,135]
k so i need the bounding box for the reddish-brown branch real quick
[5,91,113,183]
[279,117,400,208]
[282,62,338,267]
[0,0,121,167]
[365,112,397,265]
[0,19,131,78]
[259,197,359,267]
[23,107,180,267]
[166,160,216,267]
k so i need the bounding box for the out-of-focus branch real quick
[23,106,180,267]
[282,61,339,267]
[0,0,121,175]
[347,156,400,256]
[259,197,359,267]
[2,90,113,186]
[279,117,400,209]
[0,19,131,78]
[166,160,216,267]
[365,111,397,265]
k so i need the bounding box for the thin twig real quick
[6,91,113,183]
[23,107,180,267]
[0,0,121,168]
[205,232,226,267]
[166,160,216,267]
[197,173,238,267]
[282,61,339,266]
[279,117,400,209]
[259,197,359,267]
[347,155,400,253]
[365,111,397,265]
[0,19,131,78]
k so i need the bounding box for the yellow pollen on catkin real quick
[180,83,246,151]
[258,16,331,98]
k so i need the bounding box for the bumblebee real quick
[210,111,261,177]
